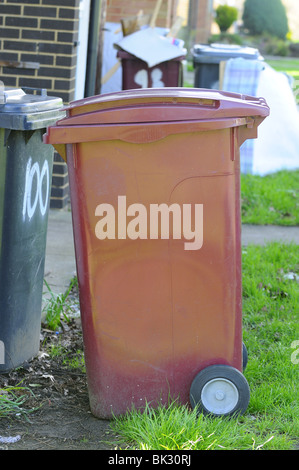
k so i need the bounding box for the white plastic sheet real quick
[101,22,123,94]
[115,27,186,68]
[253,63,299,175]
[222,58,299,175]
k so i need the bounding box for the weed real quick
[0,384,37,421]
[49,343,85,372]
[43,277,79,331]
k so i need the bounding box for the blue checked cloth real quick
[222,58,265,174]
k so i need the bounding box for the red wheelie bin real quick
[44,88,269,419]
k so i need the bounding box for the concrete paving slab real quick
[242,224,299,246]
[44,208,76,297]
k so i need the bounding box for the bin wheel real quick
[190,365,250,417]
[242,342,248,371]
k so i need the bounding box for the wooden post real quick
[95,0,107,95]
[150,0,163,28]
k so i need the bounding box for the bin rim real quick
[59,87,269,121]
[192,43,263,62]
[43,88,269,161]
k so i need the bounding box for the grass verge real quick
[43,277,79,331]
[111,242,299,450]
[241,170,299,225]
[266,57,299,83]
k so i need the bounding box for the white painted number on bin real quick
[134,68,165,88]
[22,157,50,221]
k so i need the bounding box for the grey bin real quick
[0,86,64,372]
[192,43,264,89]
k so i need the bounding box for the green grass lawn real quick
[241,170,299,225]
[266,57,299,82]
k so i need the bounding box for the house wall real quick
[188,0,213,44]
[0,0,81,209]
[106,0,213,43]
[106,0,175,28]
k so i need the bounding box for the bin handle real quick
[21,87,47,96]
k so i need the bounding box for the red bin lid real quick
[58,87,269,126]
[44,88,269,161]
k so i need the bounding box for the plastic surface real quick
[0,87,63,130]
[44,88,269,418]
[192,43,263,64]
[0,87,63,372]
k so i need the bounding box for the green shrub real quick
[242,0,289,40]
[265,38,289,56]
[208,32,244,45]
[290,42,299,58]
[260,34,290,56]
[215,5,238,33]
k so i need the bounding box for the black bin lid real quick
[192,43,263,64]
[0,86,64,130]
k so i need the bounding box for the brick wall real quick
[106,0,175,28]
[0,0,80,209]
[105,0,212,42]
[195,0,213,43]
[188,0,213,44]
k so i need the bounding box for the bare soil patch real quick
[0,317,118,450]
